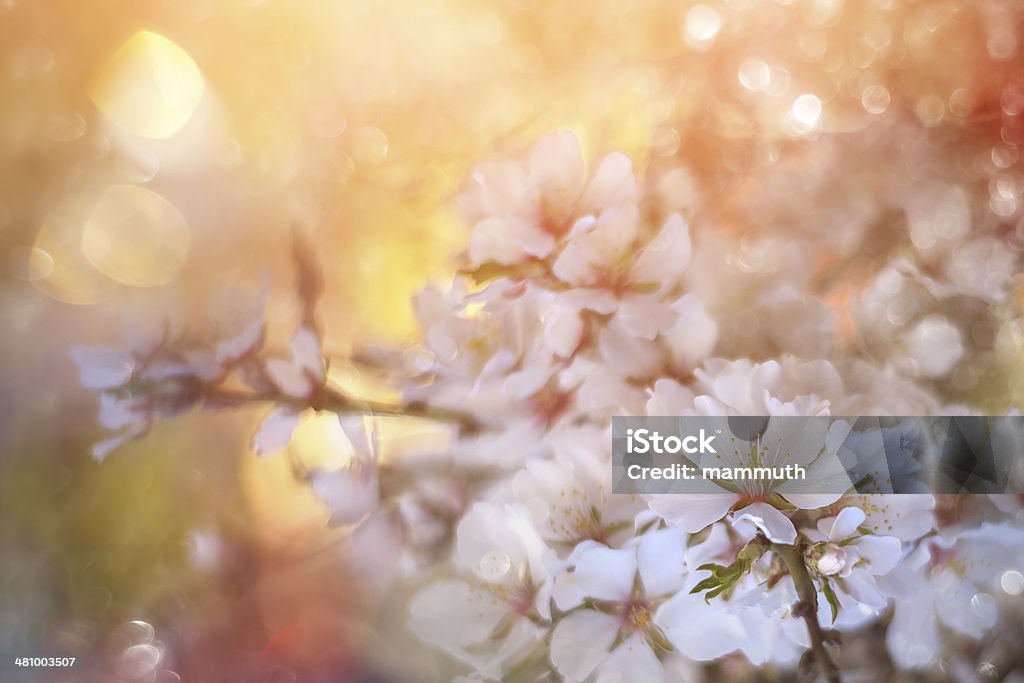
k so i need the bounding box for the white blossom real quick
[251,324,327,455]
[879,523,1024,668]
[801,507,902,628]
[409,503,556,678]
[649,417,853,543]
[511,425,646,551]
[550,528,688,682]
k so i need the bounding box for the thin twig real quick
[204,384,481,432]
[773,543,842,683]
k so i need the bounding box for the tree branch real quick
[773,543,841,683]
[204,384,481,432]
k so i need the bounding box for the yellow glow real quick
[241,413,355,546]
[241,447,334,550]
[80,185,191,288]
[350,126,390,165]
[8,246,55,282]
[89,30,205,138]
[327,363,402,404]
[372,417,452,465]
[290,413,360,470]
[33,192,118,305]
[351,208,464,337]
[461,301,487,319]
[241,410,453,545]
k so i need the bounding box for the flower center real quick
[813,543,848,576]
[623,598,653,633]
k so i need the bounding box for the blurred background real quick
[1,0,1023,681]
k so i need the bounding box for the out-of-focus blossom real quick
[307,416,380,526]
[251,325,327,455]
[71,288,268,460]
[880,523,1024,668]
[465,132,634,267]
[409,503,555,679]
[511,425,646,551]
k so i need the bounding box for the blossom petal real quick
[936,578,995,638]
[91,426,146,462]
[552,235,599,286]
[97,393,143,430]
[528,130,585,226]
[597,318,662,379]
[827,507,866,542]
[71,347,134,389]
[776,437,853,506]
[455,503,544,585]
[780,492,845,510]
[616,295,675,341]
[578,206,640,267]
[559,287,619,314]
[339,415,378,462]
[886,592,940,669]
[637,527,688,597]
[664,294,718,370]
[597,634,663,683]
[409,580,508,651]
[649,493,737,534]
[567,545,637,604]
[289,326,324,381]
[583,152,636,214]
[853,535,903,575]
[215,314,265,365]
[848,494,935,541]
[645,378,696,415]
[470,216,556,266]
[473,161,531,217]
[684,522,736,570]
[630,214,691,287]
[657,591,746,661]
[543,303,584,358]
[550,610,618,681]
[310,466,378,526]
[265,358,314,398]
[761,417,829,467]
[733,502,797,544]
[251,408,303,455]
[503,366,551,400]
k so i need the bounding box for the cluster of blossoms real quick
[73,131,1024,681]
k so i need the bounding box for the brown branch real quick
[773,543,842,683]
[203,383,481,432]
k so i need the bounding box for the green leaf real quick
[820,577,840,624]
[689,558,753,602]
[696,562,726,577]
[689,576,722,595]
